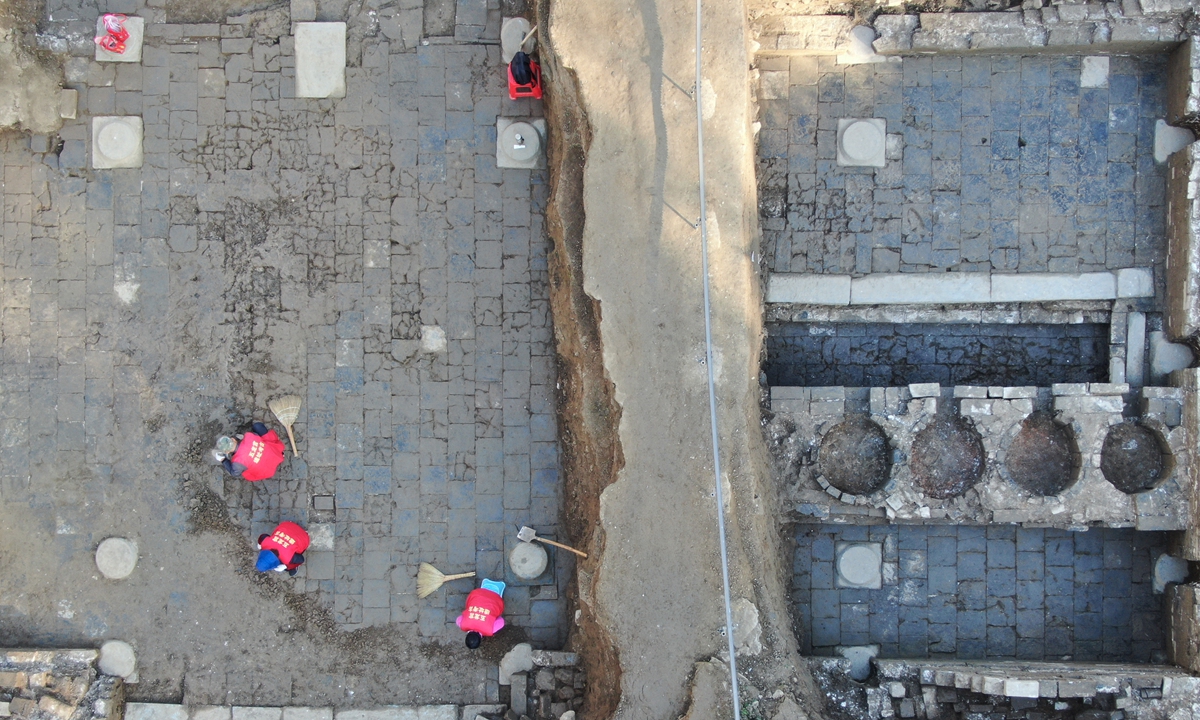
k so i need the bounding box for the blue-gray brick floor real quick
[758,54,1168,277]
[0,0,564,703]
[791,524,1169,662]
[765,322,1109,387]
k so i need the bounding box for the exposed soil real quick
[910,415,984,499]
[163,0,280,23]
[537,1,624,716]
[1005,412,1079,496]
[818,416,891,496]
[1101,422,1169,495]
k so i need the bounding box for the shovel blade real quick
[517,525,538,542]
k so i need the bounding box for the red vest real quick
[458,588,505,636]
[232,430,285,481]
[261,522,310,568]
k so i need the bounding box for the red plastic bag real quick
[95,14,129,54]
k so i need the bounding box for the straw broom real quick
[268,395,302,455]
[417,562,475,599]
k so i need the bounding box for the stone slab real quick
[336,711,418,720]
[1080,56,1109,88]
[1150,331,1194,382]
[1004,680,1040,698]
[91,117,143,170]
[1155,120,1196,163]
[990,273,1115,302]
[282,711,330,720]
[767,274,852,305]
[294,23,347,98]
[1127,312,1147,386]
[95,15,144,63]
[850,272,990,305]
[1116,267,1155,298]
[126,705,187,720]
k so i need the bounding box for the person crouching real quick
[256,521,310,576]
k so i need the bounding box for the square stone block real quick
[91,116,143,169]
[94,15,144,63]
[497,118,546,169]
[837,118,886,168]
[295,22,346,98]
[836,541,882,589]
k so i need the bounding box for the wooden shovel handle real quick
[442,571,477,581]
[284,424,299,455]
[536,537,588,558]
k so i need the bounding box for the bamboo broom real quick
[268,395,302,455]
[417,562,475,599]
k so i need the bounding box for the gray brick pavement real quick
[758,54,1168,278]
[1,0,566,670]
[792,524,1168,662]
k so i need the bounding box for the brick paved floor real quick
[758,54,1168,277]
[0,0,566,671]
[791,524,1169,662]
[765,322,1109,387]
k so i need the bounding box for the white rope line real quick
[692,0,742,715]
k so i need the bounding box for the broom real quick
[268,395,302,455]
[417,562,475,599]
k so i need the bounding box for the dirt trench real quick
[535,1,625,717]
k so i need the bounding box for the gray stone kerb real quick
[766,269,1153,305]
[126,704,464,720]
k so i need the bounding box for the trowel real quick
[517,526,588,558]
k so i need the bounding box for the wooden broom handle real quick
[442,571,476,581]
[284,425,299,455]
[536,537,588,558]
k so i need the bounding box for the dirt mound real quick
[818,416,891,496]
[1005,412,1078,496]
[1101,422,1169,494]
[910,415,984,499]
[0,27,63,136]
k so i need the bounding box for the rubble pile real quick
[0,650,123,720]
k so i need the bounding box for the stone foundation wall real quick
[1166,39,1200,129]
[808,657,1198,720]
[768,383,1188,528]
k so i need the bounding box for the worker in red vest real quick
[455,578,506,648]
[218,421,285,481]
[256,521,310,576]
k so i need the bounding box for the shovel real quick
[517,526,587,558]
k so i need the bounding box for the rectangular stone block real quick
[909,383,940,398]
[336,711,417,720]
[1004,680,1040,698]
[810,400,845,415]
[1002,387,1037,399]
[981,677,1005,695]
[850,272,990,305]
[960,399,993,415]
[954,386,987,398]
[232,709,281,720]
[810,386,846,401]
[990,272,1116,302]
[1051,383,1088,396]
[283,710,331,720]
[1038,680,1058,697]
[295,23,346,98]
[1117,267,1155,297]
[1088,383,1131,395]
[126,705,188,720]
[1127,312,1147,386]
[1054,395,1125,414]
[1058,681,1097,698]
[766,273,852,304]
